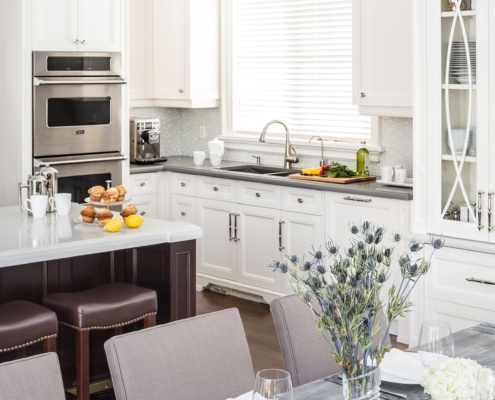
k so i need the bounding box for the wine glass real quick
[418,320,454,368]
[252,369,293,400]
[475,366,495,400]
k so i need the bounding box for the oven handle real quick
[33,77,127,86]
[34,154,127,167]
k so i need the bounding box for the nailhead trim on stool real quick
[0,300,58,356]
[43,282,158,400]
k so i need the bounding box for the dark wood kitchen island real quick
[0,205,201,395]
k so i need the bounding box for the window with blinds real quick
[231,0,371,140]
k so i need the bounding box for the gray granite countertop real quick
[130,156,413,201]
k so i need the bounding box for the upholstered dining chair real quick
[270,294,391,387]
[0,352,65,400]
[105,308,255,400]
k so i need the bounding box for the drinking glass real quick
[252,369,293,400]
[475,366,495,400]
[418,320,454,368]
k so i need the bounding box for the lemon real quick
[103,218,123,233]
[124,214,144,229]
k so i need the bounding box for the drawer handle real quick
[181,211,186,216]
[181,182,186,187]
[140,211,146,216]
[343,196,372,203]
[466,277,495,285]
[213,186,219,191]
[256,192,261,198]
[140,182,146,187]
[297,198,303,203]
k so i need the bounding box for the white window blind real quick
[232,0,370,139]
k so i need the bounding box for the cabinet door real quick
[79,0,121,51]
[236,204,283,291]
[32,0,78,51]
[280,211,324,294]
[353,0,412,117]
[152,0,186,100]
[129,0,152,100]
[196,198,236,280]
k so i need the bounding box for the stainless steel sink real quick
[220,165,299,177]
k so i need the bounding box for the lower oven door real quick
[34,153,125,204]
[33,76,125,157]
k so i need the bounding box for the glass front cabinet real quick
[421,0,495,242]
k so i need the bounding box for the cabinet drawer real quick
[131,194,157,219]
[171,173,197,196]
[426,247,495,311]
[171,194,197,224]
[129,173,157,195]
[282,187,323,215]
[197,176,236,202]
[236,181,281,209]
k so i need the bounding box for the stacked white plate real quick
[446,128,473,155]
[450,41,476,84]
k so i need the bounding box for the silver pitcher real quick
[18,172,47,215]
[39,164,58,213]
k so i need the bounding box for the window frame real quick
[219,0,381,162]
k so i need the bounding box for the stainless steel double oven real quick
[32,51,126,203]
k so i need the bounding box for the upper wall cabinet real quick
[352,0,412,117]
[32,0,122,52]
[129,0,220,108]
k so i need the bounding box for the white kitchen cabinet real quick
[32,0,122,51]
[424,246,495,333]
[352,0,412,117]
[157,171,171,220]
[129,0,220,108]
[171,194,197,224]
[128,172,158,219]
[416,1,493,242]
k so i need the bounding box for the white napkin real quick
[226,390,253,400]
[380,348,426,384]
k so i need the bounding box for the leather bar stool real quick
[43,282,157,400]
[0,300,58,358]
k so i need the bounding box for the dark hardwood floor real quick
[196,289,407,374]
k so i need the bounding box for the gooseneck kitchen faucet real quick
[259,120,299,169]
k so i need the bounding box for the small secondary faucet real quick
[259,120,299,169]
[309,135,328,166]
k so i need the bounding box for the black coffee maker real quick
[130,118,168,164]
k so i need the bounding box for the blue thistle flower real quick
[289,254,299,264]
[351,224,359,234]
[358,241,365,250]
[316,264,326,274]
[366,233,374,244]
[279,262,288,273]
[346,247,355,257]
[384,248,391,257]
[409,240,423,252]
[392,232,402,242]
[301,261,311,271]
[376,253,383,263]
[430,237,445,249]
[326,240,339,255]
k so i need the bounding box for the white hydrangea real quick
[422,358,494,400]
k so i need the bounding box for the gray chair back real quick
[270,294,391,387]
[0,352,65,400]
[105,308,255,400]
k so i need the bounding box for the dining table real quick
[290,323,495,399]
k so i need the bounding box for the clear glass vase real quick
[342,366,381,400]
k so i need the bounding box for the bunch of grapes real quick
[319,163,329,177]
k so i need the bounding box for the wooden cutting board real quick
[289,174,376,184]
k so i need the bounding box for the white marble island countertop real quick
[0,204,202,268]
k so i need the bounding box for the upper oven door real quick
[33,77,124,157]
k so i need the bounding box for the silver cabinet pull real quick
[489,191,493,231]
[181,182,186,187]
[179,88,183,93]
[478,190,485,231]
[297,198,303,203]
[255,192,261,198]
[233,213,240,242]
[181,211,186,216]
[140,182,145,187]
[140,211,146,216]
[278,220,285,251]
[466,277,495,285]
[361,92,366,97]
[73,39,79,44]
[343,196,372,203]
[80,39,85,44]
[229,212,234,241]
[213,186,219,191]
